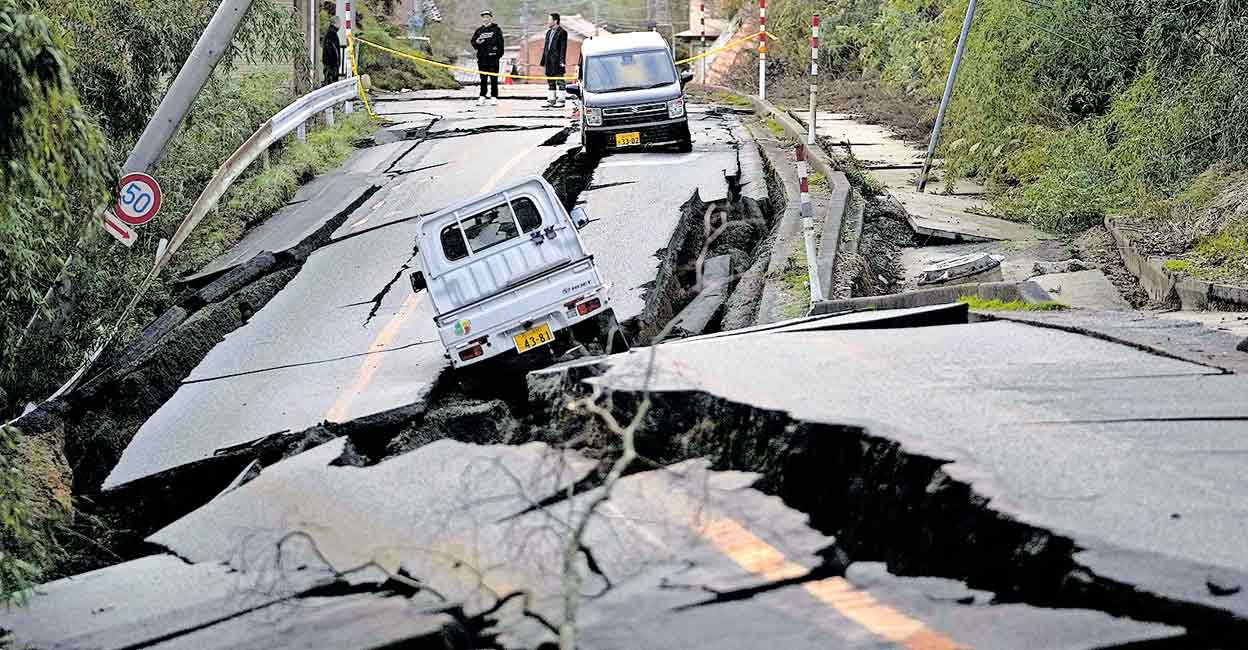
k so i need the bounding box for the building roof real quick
[581,31,671,57]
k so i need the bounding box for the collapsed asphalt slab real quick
[530,307,1248,640]
[577,107,743,330]
[4,440,1182,650]
[0,553,464,650]
[103,104,585,489]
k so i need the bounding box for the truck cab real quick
[409,176,619,369]
[566,32,695,156]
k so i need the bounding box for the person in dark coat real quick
[471,10,504,105]
[322,16,342,86]
[539,12,568,107]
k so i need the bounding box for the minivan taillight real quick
[458,345,484,361]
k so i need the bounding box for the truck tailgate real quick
[437,256,605,338]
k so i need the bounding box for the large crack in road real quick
[8,93,1240,650]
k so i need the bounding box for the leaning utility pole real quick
[126,0,257,175]
[20,0,258,382]
[917,0,978,192]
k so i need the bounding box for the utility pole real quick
[917,0,978,192]
[20,0,258,377]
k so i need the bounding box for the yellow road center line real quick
[699,517,969,649]
[323,140,541,423]
[324,292,423,423]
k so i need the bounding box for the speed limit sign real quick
[113,172,163,226]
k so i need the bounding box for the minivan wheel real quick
[675,122,693,153]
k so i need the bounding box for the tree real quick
[0,0,113,415]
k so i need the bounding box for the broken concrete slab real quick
[672,255,732,336]
[810,280,1052,315]
[896,189,1044,242]
[918,251,1004,286]
[898,239,1071,289]
[1031,269,1133,311]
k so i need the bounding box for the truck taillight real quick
[576,298,602,316]
[458,345,484,361]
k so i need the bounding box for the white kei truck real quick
[408,176,624,369]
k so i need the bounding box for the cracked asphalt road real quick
[103,94,751,488]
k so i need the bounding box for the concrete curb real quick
[810,280,1053,315]
[817,172,851,300]
[743,120,804,325]
[1105,215,1248,309]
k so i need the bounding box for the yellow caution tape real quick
[352,30,780,85]
[346,33,379,119]
[674,31,778,66]
[355,37,575,81]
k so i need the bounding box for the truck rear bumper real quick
[442,286,611,369]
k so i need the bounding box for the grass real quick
[809,171,826,188]
[764,117,786,139]
[1163,259,1192,273]
[712,89,754,108]
[172,112,377,277]
[958,296,1068,311]
[779,239,812,318]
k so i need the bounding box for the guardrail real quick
[36,77,370,406]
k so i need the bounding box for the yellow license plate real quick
[615,131,641,146]
[513,323,554,353]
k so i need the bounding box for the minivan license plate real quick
[615,132,641,146]
[514,323,554,353]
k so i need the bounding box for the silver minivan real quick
[567,32,695,156]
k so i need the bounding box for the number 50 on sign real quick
[113,172,163,226]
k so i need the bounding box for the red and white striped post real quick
[699,3,706,83]
[758,0,767,100]
[797,143,822,301]
[343,1,354,114]
[809,14,819,145]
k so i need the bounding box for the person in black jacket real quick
[322,16,341,86]
[471,10,504,105]
[539,12,568,107]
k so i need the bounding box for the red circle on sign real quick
[114,172,163,226]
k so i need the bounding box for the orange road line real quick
[699,517,969,650]
[324,292,424,423]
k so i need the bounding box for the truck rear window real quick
[440,197,544,262]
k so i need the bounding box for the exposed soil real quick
[765,75,937,144]
[1070,225,1155,309]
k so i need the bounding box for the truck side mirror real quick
[566,83,582,98]
[571,206,591,229]
[680,70,694,86]
[409,270,427,293]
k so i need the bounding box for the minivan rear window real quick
[440,197,544,262]
[584,49,676,93]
